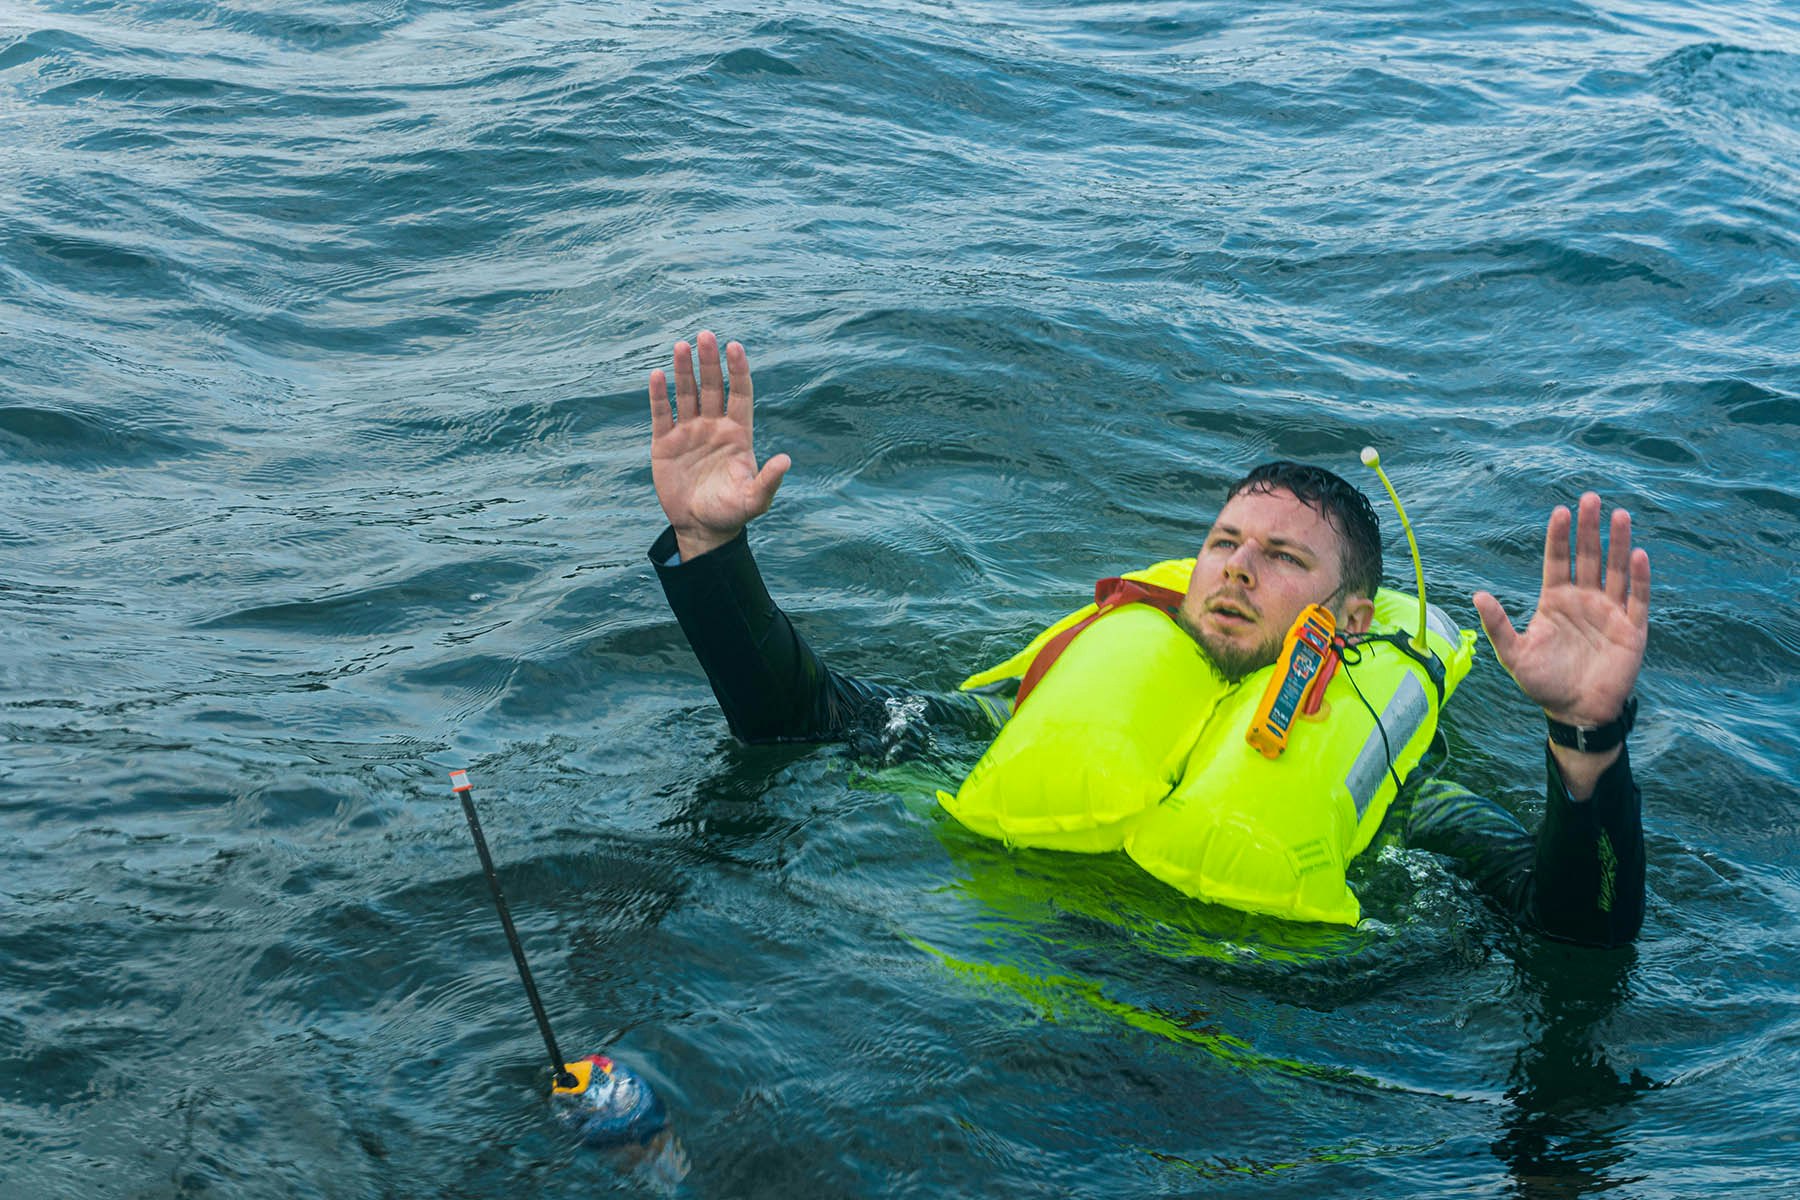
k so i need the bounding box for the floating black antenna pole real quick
[449,769,578,1090]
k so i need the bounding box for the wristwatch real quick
[1546,695,1638,754]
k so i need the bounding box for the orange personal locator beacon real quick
[1245,604,1338,759]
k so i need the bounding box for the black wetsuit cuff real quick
[649,524,750,571]
[649,523,812,740]
[1545,740,1636,825]
[648,524,780,641]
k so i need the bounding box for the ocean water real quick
[3,0,1799,1195]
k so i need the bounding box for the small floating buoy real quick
[551,1054,668,1146]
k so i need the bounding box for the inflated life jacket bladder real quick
[936,558,1476,925]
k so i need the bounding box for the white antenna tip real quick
[1359,446,1380,467]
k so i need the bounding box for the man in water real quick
[644,332,1648,947]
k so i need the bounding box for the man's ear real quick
[1340,594,1375,635]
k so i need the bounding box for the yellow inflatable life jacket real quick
[936,558,1477,925]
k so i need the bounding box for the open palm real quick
[1473,493,1650,728]
[649,332,790,560]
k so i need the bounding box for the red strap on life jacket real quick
[1013,576,1188,710]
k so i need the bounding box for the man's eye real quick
[1275,552,1303,566]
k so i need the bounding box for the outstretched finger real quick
[649,368,673,438]
[749,452,791,516]
[696,330,725,418]
[1473,590,1522,668]
[1574,492,1602,589]
[1627,547,1651,628]
[1605,506,1633,604]
[672,340,698,422]
[1541,504,1572,595]
[726,341,754,431]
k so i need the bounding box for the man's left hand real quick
[1473,493,1650,796]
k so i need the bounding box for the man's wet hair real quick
[1225,462,1383,600]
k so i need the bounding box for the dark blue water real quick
[4,1,1799,1194]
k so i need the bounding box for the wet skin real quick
[1175,487,1374,681]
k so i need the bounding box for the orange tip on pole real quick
[449,769,472,793]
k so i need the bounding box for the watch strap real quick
[1546,695,1638,754]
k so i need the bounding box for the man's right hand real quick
[649,331,791,561]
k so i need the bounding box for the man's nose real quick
[1221,542,1257,584]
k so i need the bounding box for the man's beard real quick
[1181,616,1283,684]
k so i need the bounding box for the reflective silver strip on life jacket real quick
[1346,672,1430,817]
[1425,602,1458,648]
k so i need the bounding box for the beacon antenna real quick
[1359,447,1428,653]
[449,769,579,1092]
[447,768,682,1163]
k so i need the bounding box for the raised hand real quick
[649,332,791,561]
[1473,494,1650,795]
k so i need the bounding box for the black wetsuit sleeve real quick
[1393,745,1644,948]
[649,526,1003,743]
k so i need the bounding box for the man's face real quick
[1177,486,1373,681]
